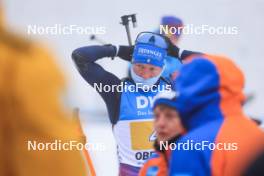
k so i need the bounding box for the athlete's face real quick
[154,105,185,142]
[133,63,162,79]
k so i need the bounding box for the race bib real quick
[130,121,155,150]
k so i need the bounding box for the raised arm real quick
[72,45,124,124]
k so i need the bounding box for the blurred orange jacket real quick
[0,11,88,176]
[139,150,170,176]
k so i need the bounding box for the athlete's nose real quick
[156,115,166,130]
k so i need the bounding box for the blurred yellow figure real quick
[0,5,88,176]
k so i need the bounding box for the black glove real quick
[161,34,180,58]
[165,37,180,58]
[117,45,134,62]
[102,44,118,60]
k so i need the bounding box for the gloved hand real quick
[117,45,134,62]
[103,44,134,61]
[103,44,118,60]
[165,37,180,58]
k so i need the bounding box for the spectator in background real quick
[169,54,264,176]
[158,16,184,80]
[139,91,186,176]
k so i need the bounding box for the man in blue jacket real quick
[72,32,196,176]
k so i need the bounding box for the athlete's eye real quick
[154,112,160,120]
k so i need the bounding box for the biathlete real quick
[72,32,195,176]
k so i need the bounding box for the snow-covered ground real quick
[4,0,264,175]
[79,110,119,175]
